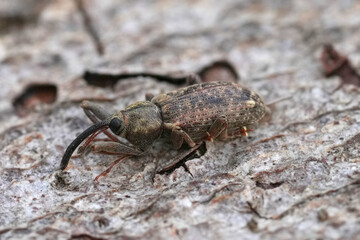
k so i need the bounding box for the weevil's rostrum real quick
[152,82,265,142]
[60,81,266,174]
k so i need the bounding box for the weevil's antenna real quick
[60,119,110,170]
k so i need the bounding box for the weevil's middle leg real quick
[156,144,202,173]
[94,155,130,182]
[205,116,228,141]
[89,141,144,181]
[91,142,143,156]
[165,124,197,149]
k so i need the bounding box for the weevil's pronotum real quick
[60,80,266,180]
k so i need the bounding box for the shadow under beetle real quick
[60,79,266,180]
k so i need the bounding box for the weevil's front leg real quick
[164,123,197,149]
[78,101,119,154]
[205,116,228,141]
[81,100,111,122]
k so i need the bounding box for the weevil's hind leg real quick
[206,116,228,141]
[156,144,202,173]
[234,126,251,137]
[186,74,202,85]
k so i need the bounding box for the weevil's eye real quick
[109,118,122,134]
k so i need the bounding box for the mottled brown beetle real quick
[60,80,266,180]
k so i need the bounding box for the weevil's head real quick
[118,101,163,150]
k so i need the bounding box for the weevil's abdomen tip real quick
[245,92,266,123]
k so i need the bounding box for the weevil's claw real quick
[182,163,194,177]
[205,131,214,142]
[240,126,248,137]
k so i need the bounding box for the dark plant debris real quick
[317,209,329,222]
[255,180,284,190]
[247,218,258,232]
[320,44,360,87]
[75,0,104,55]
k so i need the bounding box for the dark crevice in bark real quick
[83,71,188,87]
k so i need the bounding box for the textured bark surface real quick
[0,0,359,239]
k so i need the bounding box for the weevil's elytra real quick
[60,81,266,178]
[152,82,265,143]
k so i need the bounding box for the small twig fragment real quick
[75,0,104,55]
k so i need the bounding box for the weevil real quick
[60,80,266,180]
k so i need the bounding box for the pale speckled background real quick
[0,0,359,239]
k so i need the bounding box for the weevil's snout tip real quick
[59,164,66,171]
[59,157,69,171]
